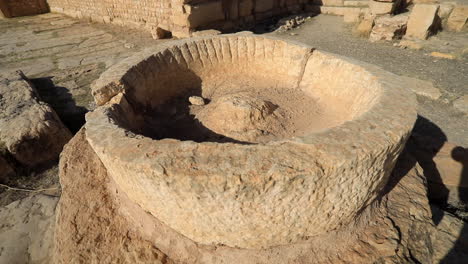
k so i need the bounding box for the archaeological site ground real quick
[0,0,467,263]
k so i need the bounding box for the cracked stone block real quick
[0,70,72,168]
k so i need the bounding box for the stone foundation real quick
[42,0,369,37]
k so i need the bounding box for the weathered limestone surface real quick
[0,71,71,169]
[406,4,440,40]
[86,34,417,249]
[447,5,468,31]
[369,14,408,42]
[0,194,57,264]
[55,129,468,263]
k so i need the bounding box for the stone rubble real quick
[0,71,71,172]
[188,96,205,106]
[369,14,408,41]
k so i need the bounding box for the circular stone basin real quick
[86,34,416,249]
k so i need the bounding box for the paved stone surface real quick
[0,13,162,132]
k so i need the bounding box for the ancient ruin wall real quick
[45,0,310,37]
[46,0,187,36]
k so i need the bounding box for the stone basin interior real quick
[112,36,381,144]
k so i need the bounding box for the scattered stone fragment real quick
[453,94,468,114]
[400,75,441,99]
[354,17,374,37]
[0,71,72,168]
[430,51,456,59]
[369,0,399,15]
[0,194,57,264]
[399,39,423,49]
[405,4,440,40]
[151,26,170,39]
[446,5,468,32]
[191,29,222,37]
[188,96,206,106]
[275,15,311,32]
[369,14,409,42]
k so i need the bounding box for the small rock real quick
[290,32,298,36]
[275,15,309,32]
[369,14,409,42]
[401,75,441,100]
[399,39,423,50]
[343,8,362,23]
[453,95,468,114]
[151,27,170,39]
[438,3,455,21]
[189,96,206,106]
[446,5,468,32]
[430,51,456,59]
[405,4,440,40]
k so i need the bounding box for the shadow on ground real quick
[31,77,87,133]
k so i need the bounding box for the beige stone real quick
[453,94,468,114]
[405,4,440,40]
[354,17,375,36]
[54,130,467,263]
[430,51,456,59]
[446,5,468,31]
[344,0,369,7]
[343,8,362,23]
[399,39,423,49]
[399,76,441,99]
[369,0,397,15]
[151,27,169,39]
[369,14,408,41]
[188,95,205,106]
[88,34,416,249]
[0,71,72,167]
[0,194,57,264]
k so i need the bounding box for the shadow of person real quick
[439,146,468,264]
[384,116,449,225]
